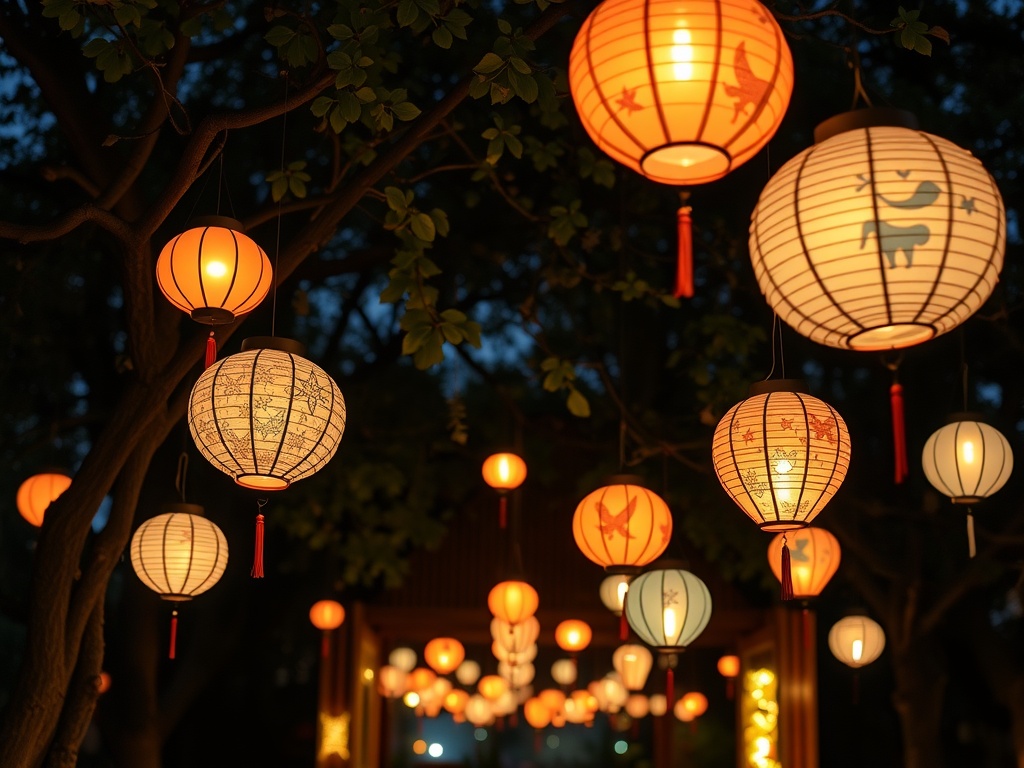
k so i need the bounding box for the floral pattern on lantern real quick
[623,563,712,651]
[712,380,851,531]
[922,414,1013,504]
[767,526,841,599]
[573,475,673,574]
[188,336,346,490]
[749,109,1005,351]
[569,0,793,186]
[16,470,72,527]
[156,216,273,325]
[130,503,228,600]
[828,614,885,668]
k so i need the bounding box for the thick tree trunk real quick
[890,638,948,768]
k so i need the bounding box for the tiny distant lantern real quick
[564,689,598,725]
[424,637,466,676]
[922,413,1013,558]
[712,379,850,599]
[551,658,578,688]
[716,654,740,700]
[554,619,592,656]
[625,694,649,719]
[309,599,345,658]
[478,674,510,702]
[600,573,633,641]
[568,0,794,297]
[675,690,708,728]
[829,612,886,701]
[188,336,347,577]
[444,689,470,722]
[389,647,417,672]
[648,693,667,717]
[377,665,408,699]
[130,503,229,659]
[482,451,527,529]
[156,217,273,325]
[16,470,72,527]
[767,526,842,600]
[456,659,481,687]
[623,562,712,707]
[612,644,654,692]
[488,579,539,627]
[573,475,673,574]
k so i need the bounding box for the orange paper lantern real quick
[482,452,527,491]
[16,470,72,527]
[554,619,593,654]
[309,600,345,631]
[424,637,466,675]
[568,0,793,187]
[488,579,539,625]
[767,527,841,599]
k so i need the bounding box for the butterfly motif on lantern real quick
[598,498,637,540]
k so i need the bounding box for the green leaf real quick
[265,24,295,47]
[460,321,482,348]
[440,308,467,323]
[432,26,453,49]
[411,213,436,241]
[397,0,419,26]
[566,388,591,418]
[338,91,362,122]
[429,209,450,238]
[413,333,445,369]
[474,52,505,75]
[497,18,512,35]
[385,186,408,213]
[402,325,434,355]
[311,96,334,117]
[391,101,421,121]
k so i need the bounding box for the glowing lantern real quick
[309,599,345,658]
[377,665,408,698]
[625,694,649,719]
[156,217,273,324]
[482,451,527,529]
[478,674,509,701]
[491,616,540,658]
[130,503,228,659]
[922,414,1013,557]
[591,674,628,712]
[680,691,708,718]
[538,688,567,715]
[443,689,470,721]
[648,693,667,717]
[828,614,886,668]
[16,470,72,527]
[564,689,598,724]
[523,696,552,729]
[573,475,673,574]
[717,654,740,699]
[554,619,592,654]
[750,109,1005,353]
[767,526,841,599]
[487,579,539,626]
[456,659,481,686]
[550,658,577,687]
[464,694,494,727]
[498,660,535,690]
[491,638,538,665]
[424,637,465,675]
[568,0,793,187]
[612,644,654,691]
[407,667,437,695]
[389,647,417,672]
[600,573,633,641]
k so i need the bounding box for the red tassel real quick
[619,612,628,641]
[169,610,178,660]
[675,206,694,299]
[205,332,217,370]
[499,495,507,530]
[891,382,908,484]
[780,535,794,601]
[665,666,674,712]
[251,513,265,578]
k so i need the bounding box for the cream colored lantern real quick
[612,644,654,691]
[750,109,1005,351]
[828,613,885,668]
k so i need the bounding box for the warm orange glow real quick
[767,527,841,599]
[538,688,567,714]
[318,712,350,760]
[407,667,437,693]
[828,614,886,668]
[156,217,273,324]
[477,674,509,701]
[717,654,740,679]
[572,476,672,572]
[482,452,528,491]
[568,0,793,186]
[412,739,427,755]
[16,471,72,527]
[377,665,408,698]
[554,619,592,653]
[97,672,112,694]
[523,696,553,729]
[612,644,653,691]
[681,691,708,718]
[488,580,539,625]
[423,637,466,675]
[443,689,470,716]
[308,599,345,630]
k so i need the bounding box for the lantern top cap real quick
[747,378,808,397]
[159,502,205,517]
[188,215,247,232]
[598,473,647,488]
[240,336,307,356]
[814,108,920,144]
[943,410,988,425]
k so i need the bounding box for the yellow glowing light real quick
[743,668,779,768]
[670,27,693,81]
[962,441,975,463]
[205,260,228,279]
[755,736,771,757]
[852,639,863,662]
[404,691,420,708]
[363,668,375,682]
[663,607,678,637]
[774,458,794,474]
[318,712,350,760]
[754,670,774,687]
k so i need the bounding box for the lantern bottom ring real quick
[949,496,983,505]
[190,306,236,325]
[159,594,195,603]
[235,473,291,491]
[604,565,643,577]
[847,322,935,352]
[640,142,732,186]
[758,520,809,533]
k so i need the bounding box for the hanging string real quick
[780,532,794,601]
[966,507,976,558]
[763,313,786,382]
[174,451,189,502]
[270,71,290,339]
[885,354,908,484]
[252,498,269,578]
[674,192,694,299]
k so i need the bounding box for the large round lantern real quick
[188,336,346,491]
[487,579,539,626]
[612,644,654,691]
[568,0,793,186]
[523,696,552,730]
[424,637,466,676]
[624,564,712,651]
[130,503,229,658]
[156,216,273,325]
[712,380,851,531]
[828,613,885,669]
[573,476,673,574]
[16,470,72,527]
[750,109,1005,352]
[767,526,841,599]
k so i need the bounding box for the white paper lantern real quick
[612,644,654,691]
[624,563,712,651]
[828,614,885,668]
[130,503,228,600]
[922,414,1013,504]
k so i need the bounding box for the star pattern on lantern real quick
[597,498,637,539]
[743,428,755,444]
[960,197,976,214]
[616,87,642,114]
[662,588,679,610]
[297,370,329,414]
[808,414,837,443]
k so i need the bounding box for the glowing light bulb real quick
[663,606,678,637]
[497,457,512,482]
[617,581,628,607]
[961,441,976,464]
[852,639,863,661]
[670,27,694,81]
[205,260,228,279]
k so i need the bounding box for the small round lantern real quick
[156,216,273,325]
[130,503,229,658]
[551,658,578,687]
[600,573,633,640]
[564,689,598,724]
[625,693,649,719]
[407,667,437,694]
[424,637,466,676]
[389,647,417,672]
[538,688,567,715]
[767,526,841,599]
[16,470,72,527]
[523,696,552,730]
[717,654,740,699]
[482,451,528,528]
[478,674,509,701]
[648,693,667,717]
[680,690,708,718]
[456,659,481,686]
[309,599,345,658]
[487,579,539,626]
[922,413,1012,557]
[568,0,793,186]
[573,475,673,574]
[377,665,408,698]
[464,694,495,727]
[712,380,851,531]
[444,689,470,721]
[749,109,1005,352]
[828,613,886,669]
[554,619,592,654]
[498,660,535,690]
[612,643,654,691]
